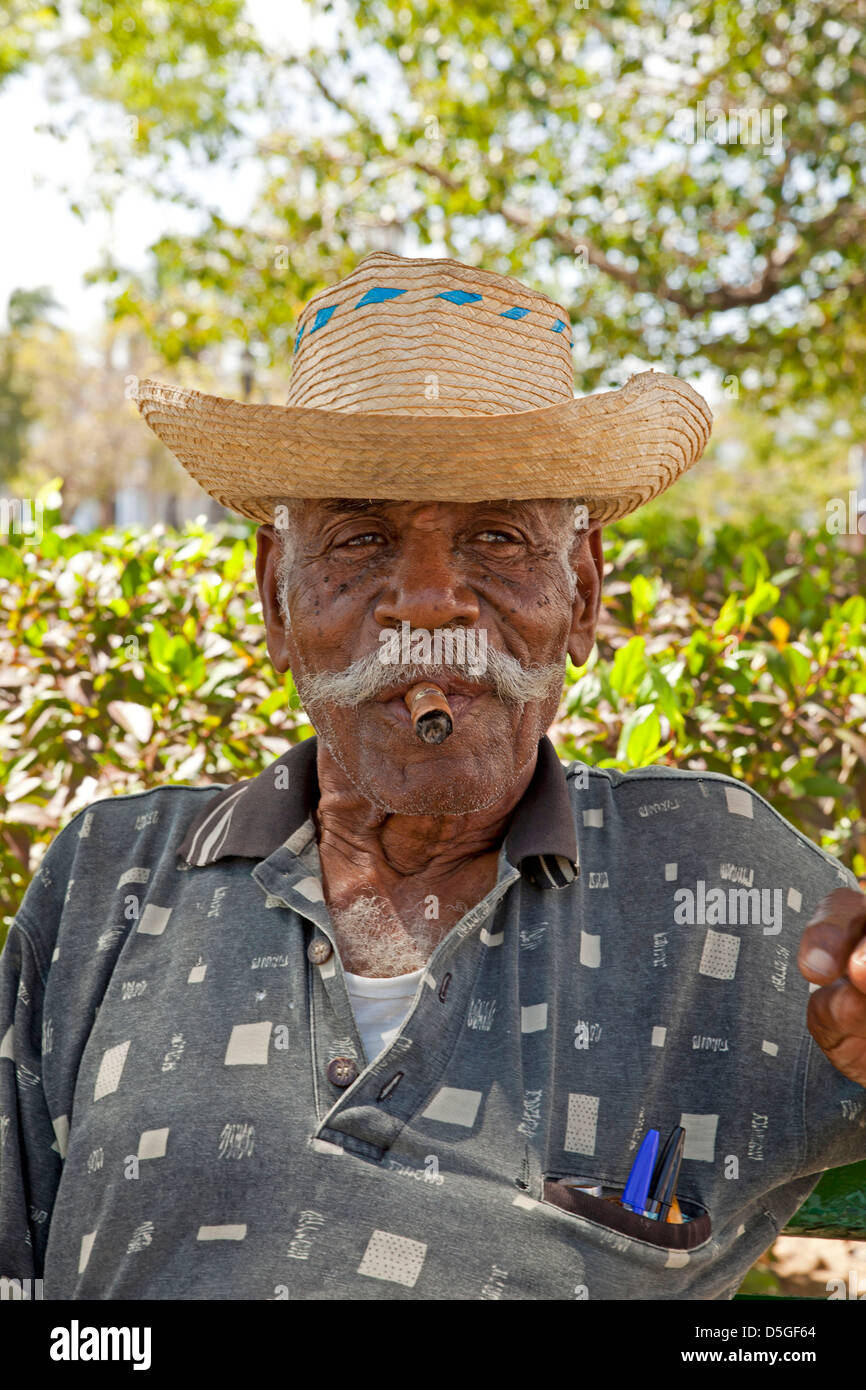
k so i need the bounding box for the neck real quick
[313,741,537,974]
[314,741,537,884]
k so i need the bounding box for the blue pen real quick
[620,1129,659,1214]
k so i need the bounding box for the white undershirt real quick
[344,967,425,1063]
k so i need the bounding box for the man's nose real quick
[373,531,481,631]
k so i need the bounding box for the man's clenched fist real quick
[798,886,866,1088]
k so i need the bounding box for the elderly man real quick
[2,253,865,1302]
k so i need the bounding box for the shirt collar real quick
[177,733,579,888]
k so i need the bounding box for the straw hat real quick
[135,251,712,525]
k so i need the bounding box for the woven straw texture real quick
[136,251,713,524]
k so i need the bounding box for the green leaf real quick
[608,636,647,698]
[0,547,25,581]
[630,573,657,622]
[147,620,174,669]
[741,545,770,591]
[257,688,289,718]
[743,581,781,629]
[713,594,741,638]
[770,567,801,589]
[839,595,866,629]
[621,706,661,767]
[800,776,847,798]
[783,645,811,689]
[223,538,249,582]
[120,558,143,599]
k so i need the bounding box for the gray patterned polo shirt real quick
[1,734,864,1301]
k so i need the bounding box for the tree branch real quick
[293,57,865,321]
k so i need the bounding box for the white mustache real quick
[295,645,564,708]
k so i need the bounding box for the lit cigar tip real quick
[417,711,453,744]
[404,681,455,743]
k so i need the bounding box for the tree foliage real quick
[0,287,61,486]
[3,1,863,431]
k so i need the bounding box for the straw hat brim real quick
[136,368,712,525]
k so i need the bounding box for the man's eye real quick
[475,530,520,544]
[339,531,386,548]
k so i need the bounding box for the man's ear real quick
[566,524,604,668]
[255,525,291,674]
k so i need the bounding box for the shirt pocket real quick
[541,1177,712,1255]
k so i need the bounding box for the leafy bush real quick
[1,504,864,944]
[558,509,866,876]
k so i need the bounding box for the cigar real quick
[404,682,454,744]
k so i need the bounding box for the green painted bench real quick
[731,1163,866,1300]
[782,1161,866,1238]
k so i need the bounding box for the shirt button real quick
[327,1057,359,1088]
[307,937,333,965]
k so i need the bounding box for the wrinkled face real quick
[256,499,603,815]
